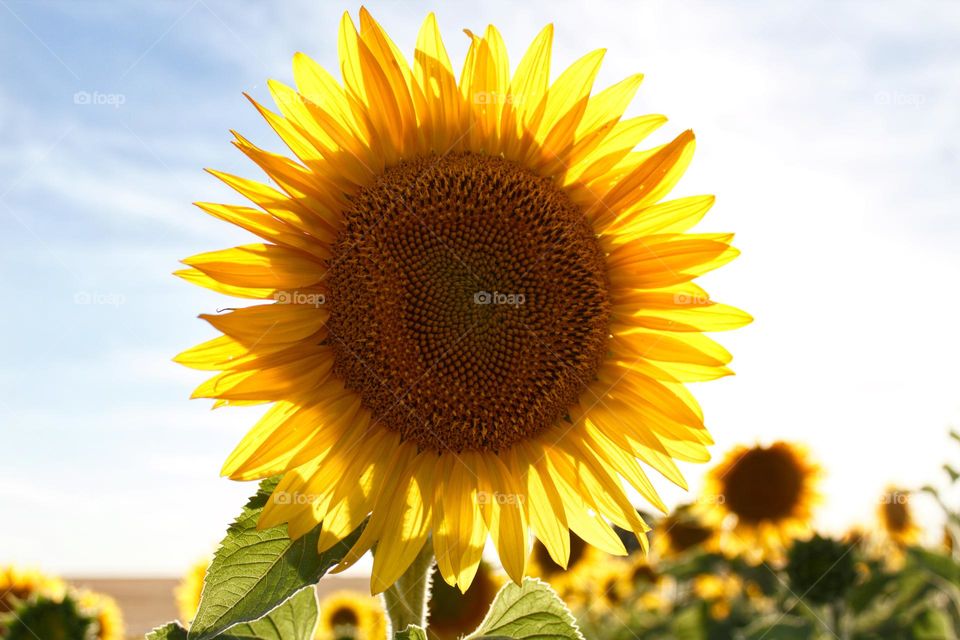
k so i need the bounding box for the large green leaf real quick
[215,586,318,640]
[188,477,363,640]
[464,578,583,640]
[147,588,317,640]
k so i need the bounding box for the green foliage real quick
[464,578,584,640]
[786,534,857,604]
[187,477,362,640]
[4,596,93,640]
[148,588,318,640]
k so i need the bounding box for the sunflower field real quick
[2,4,959,640]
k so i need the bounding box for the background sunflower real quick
[699,441,822,562]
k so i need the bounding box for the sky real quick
[1,0,958,577]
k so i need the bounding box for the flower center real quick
[326,152,610,453]
[723,447,804,523]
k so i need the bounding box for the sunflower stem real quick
[381,543,435,634]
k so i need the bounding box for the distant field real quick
[70,576,370,638]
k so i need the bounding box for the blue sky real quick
[1,0,958,576]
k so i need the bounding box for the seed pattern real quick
[723,446,804,522]
[326,152,610,453]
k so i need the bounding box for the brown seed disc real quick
[723,446,805,523]
[326,152,610,453]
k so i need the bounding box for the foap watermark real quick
[472,91,523,105]
[695,494,726,506]
[874,90,926,108]
[74,291,125,307]
[880,490,910,506]
[73,90,126,108]
[474,290,525,307]
[673,292,710,305]
[274,290,325,307]
[476,491,525,506]
[272,490,321,506]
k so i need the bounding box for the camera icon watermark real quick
[673,292,710,305]
[274,290,325,307]
[476,491,525,506]
[474,291,525,308]
[874,90,925,108]
[880,491,910,505]
[74,291,125,307]
[472,91,522,105]
[272,491,320,505]
[73,90,126,109]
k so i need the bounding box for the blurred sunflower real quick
[652,504,715,558]
[179,7,748,593]
[0,566,66,612]
[316,590,386,640]
[700,442,821,562]
[76,590,125,640]
[692,573,742,620]
[174,557,209,625]
[877,487,921,547]
[427,561,504,640]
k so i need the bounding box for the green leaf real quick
[146,623,188,639]
[394,625,429,640]
[147,588,317,640]
[216,587,318,640]
[465,578,584,640]
[908,546,960,583]
[944,464,960,483]
[188,477,363,640]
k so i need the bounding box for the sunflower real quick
[427,561,504,640]
[692,573,742,620]
[652,503,715,558]
[0,566,66,613]
[174,557,209,625]
[876,487,921,547]
[699,442,821,562]
[178,8,748,593]
[315,590,386,640]
[76,590,125,640]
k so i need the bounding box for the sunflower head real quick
[0,566,66,613]
[315,590,386,640]
[2,596,92,640]
[427,561,504,640]
[76,589,125,640]
[179,7,748,594]
[876,487,921,547]
[700,442,821,562]
[692,573,742,620]
[174,557,210,626]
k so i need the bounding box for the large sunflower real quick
[178,8,748,593]
[699,442,821,562]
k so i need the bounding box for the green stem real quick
[380,543,435,635]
